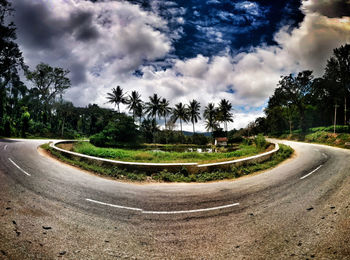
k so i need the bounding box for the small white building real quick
[214,137,228,146]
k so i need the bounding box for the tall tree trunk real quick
[334,103,338,134]
[345,97,347,125]
[192,121,195,135]
[180,118,182,133]
[164,116,168,144]
[61,117,65,137]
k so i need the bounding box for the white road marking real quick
[4,145,7,150]
[322,153,328,159]
[142,202,240,214]
[85,198,142,212]
[8,158,31,176]
[300,165,323,180]
[86,198,239,214]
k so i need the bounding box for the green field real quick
[65,141,267,164]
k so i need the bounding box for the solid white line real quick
[300,165,323,180]
[86,198,239,214]
[142,202,240,214]
[85,198,142,212]
[8,158,31,176]
[4,145,7,150]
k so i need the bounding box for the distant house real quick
[214,137,228,146]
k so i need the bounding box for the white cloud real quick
[13,0,350,132]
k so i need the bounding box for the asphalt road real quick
[1,139,350,259]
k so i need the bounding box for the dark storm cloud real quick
[68,11,99,42]
[13,0,99,50]
[306,0,350,18]
[13,1,65,49]
[68,62,87,85]
[12,0,100,85]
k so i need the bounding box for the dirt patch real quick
[56,143,73,151]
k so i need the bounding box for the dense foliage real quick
[248,44,350,136]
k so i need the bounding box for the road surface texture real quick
[0,139,350,259]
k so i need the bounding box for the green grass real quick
[276,130,350,149]
[152,144,293,182]
[68,141,265,163]
[42,143,293,183]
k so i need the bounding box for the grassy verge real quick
[41,143,293,183]
[276,131,350,149]
[65,141,265,163]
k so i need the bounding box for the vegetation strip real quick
[51,140,278,167]
[42,142,293,182]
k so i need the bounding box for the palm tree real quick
[204,103,218,135]
[145,94,162,122]
[106,86,126,113]
[171,102,189,134]
[126,90,142,122]
[145,94,161,143]
[218,99,233,132]
[159,98,172,130]
[135,102,144,126]
[188,99,201,134]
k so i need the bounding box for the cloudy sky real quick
[11,0,350,131]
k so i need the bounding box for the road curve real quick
[1,139,350,259]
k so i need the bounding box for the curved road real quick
[1,139,350,259]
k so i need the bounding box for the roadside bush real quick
[254,134,267,150]
[90,113,141,148]
[308,125,349,133]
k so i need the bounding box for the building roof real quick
[215,137,228,142]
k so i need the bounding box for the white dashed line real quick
[322,153,328,159]
[86,198,239,215]
[300,165,323,180]
[8,158,31,176]
[4,145,7,150]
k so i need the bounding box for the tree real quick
[159,98,172,130]
[26,63,71,124]
[218,99,233,133]
[0,0,26,133]
[188,99,201,134]
[135,102,144,126]
[106,85,126,113]
[54,100,75,137]
[324,44,350,125]
[171,102,189,134]
[90,113,140,147]
[20,106,30,137]
[145,94,161,122]
[145,94,162,143]
[275,71,314,132]
[125,90,142,122]
[203,103,218,135]
[139,118,159,143]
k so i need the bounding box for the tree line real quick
[246,44,350,136]
[106,86,234,135]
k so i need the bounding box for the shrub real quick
[254,134,266,150]
[90,113,141,147]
